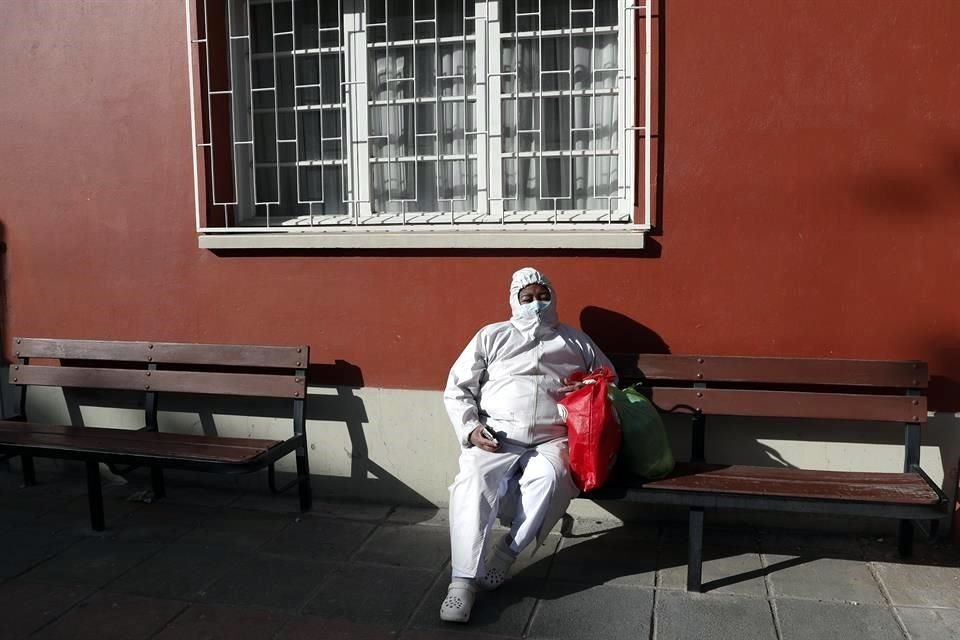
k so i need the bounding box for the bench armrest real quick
[909,464,948,505]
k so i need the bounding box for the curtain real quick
[501,32,619,211]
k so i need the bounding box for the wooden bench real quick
[590,354,948,592]
[0,338,312,530]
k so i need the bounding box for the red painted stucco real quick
[1,1,958,408]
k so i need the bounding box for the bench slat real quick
[0,422,277,451]
[624,355,928,389]
[11,366,305,398]
[147,343,308,368]
[14,338,149,362]
[627,463,940,506]
[13,338,308,368]
[648,387,926,423]
[0,424,281,463]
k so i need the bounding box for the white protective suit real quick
[444,268,616,578]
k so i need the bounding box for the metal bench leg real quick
[151,467,165,500]
[296,444,312,513]
[85,460,105,532]
[21,455,36,486]
[897,520,914,558]
[687,507,705,592]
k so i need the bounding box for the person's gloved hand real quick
[469,425,501,452]
[557,376,586,395]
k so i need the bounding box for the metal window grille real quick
[187,0,651,232]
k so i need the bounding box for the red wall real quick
[2,1,959,408]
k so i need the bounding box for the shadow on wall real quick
[579,306,798,470]
[928,344,960,413]
[851,144,960,217]
[57,359,433,508]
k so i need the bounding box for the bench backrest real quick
[614,354,927,423]
[10,338,308,399]
[612,354,929,469]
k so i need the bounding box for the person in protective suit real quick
[440,267,616,623]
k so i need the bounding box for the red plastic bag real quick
[559,367,621,492]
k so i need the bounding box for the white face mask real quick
[519,299,551,318]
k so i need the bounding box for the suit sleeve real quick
[443,329,488,447]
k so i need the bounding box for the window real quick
[188,0,651,246]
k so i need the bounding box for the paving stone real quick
[660,524,760,549]
[279,616,398,640]
[873,562,960,608]
[354,524,450,571]
[105,543,235,600]
[659,545,767,597]
[200,553,336,611]
[162,485,241,508]
[152,603,292,640]
[303,562,436,625]
[528,583,652,640]
[106,502,207,543]
[22,538,160,588]
[0,527,84,578]
[759,530,863,559]
[6,483,146,532]
[31,591,185,640]
[511,533,561,581]
[549,531,656,587]
[401,629,515,640]
[565,519,657,539]
[656,590,776,640]
[388,507,450,528]
[860,536,960,566]
[178,508,294,550]
[895,607,960,640]
[766,555,885,604]
[266,516,376,559]
[58,490,146,521]
[309,500,394,522]
[401,631,515,640]
[231,492,325,515]
[412,574,538,637]
[775,598,904,640]
[0,580,92,639]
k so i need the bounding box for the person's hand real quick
[469,425,501,452]
[557,377,586,395]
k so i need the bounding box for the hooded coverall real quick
[443,268,616,578]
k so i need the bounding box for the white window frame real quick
[186,0,652,249]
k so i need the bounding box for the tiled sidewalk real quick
[0,468,958,640]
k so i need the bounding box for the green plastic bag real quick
[608,385,675,479]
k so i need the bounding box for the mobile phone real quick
[481,426,499,444]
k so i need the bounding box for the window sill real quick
[198,229,647,250]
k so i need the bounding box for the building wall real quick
[1,2,959,517]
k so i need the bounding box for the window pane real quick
[499,0,622,216]
[245,0,349,218]
[367,1,477,215]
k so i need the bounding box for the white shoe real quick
[477,537,517,591]
[439,580,477,623]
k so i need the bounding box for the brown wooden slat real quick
[648,387,926,423]
[0,427,281,463]
[660,463,929,485]
[145,369,305,397]
[13,338,150,361]
[12,338,309,368]
[621,354,928,388]
[147,342,308,368]
[641,464,940,505]
[11,366,305,398]
[0,421,278,451]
